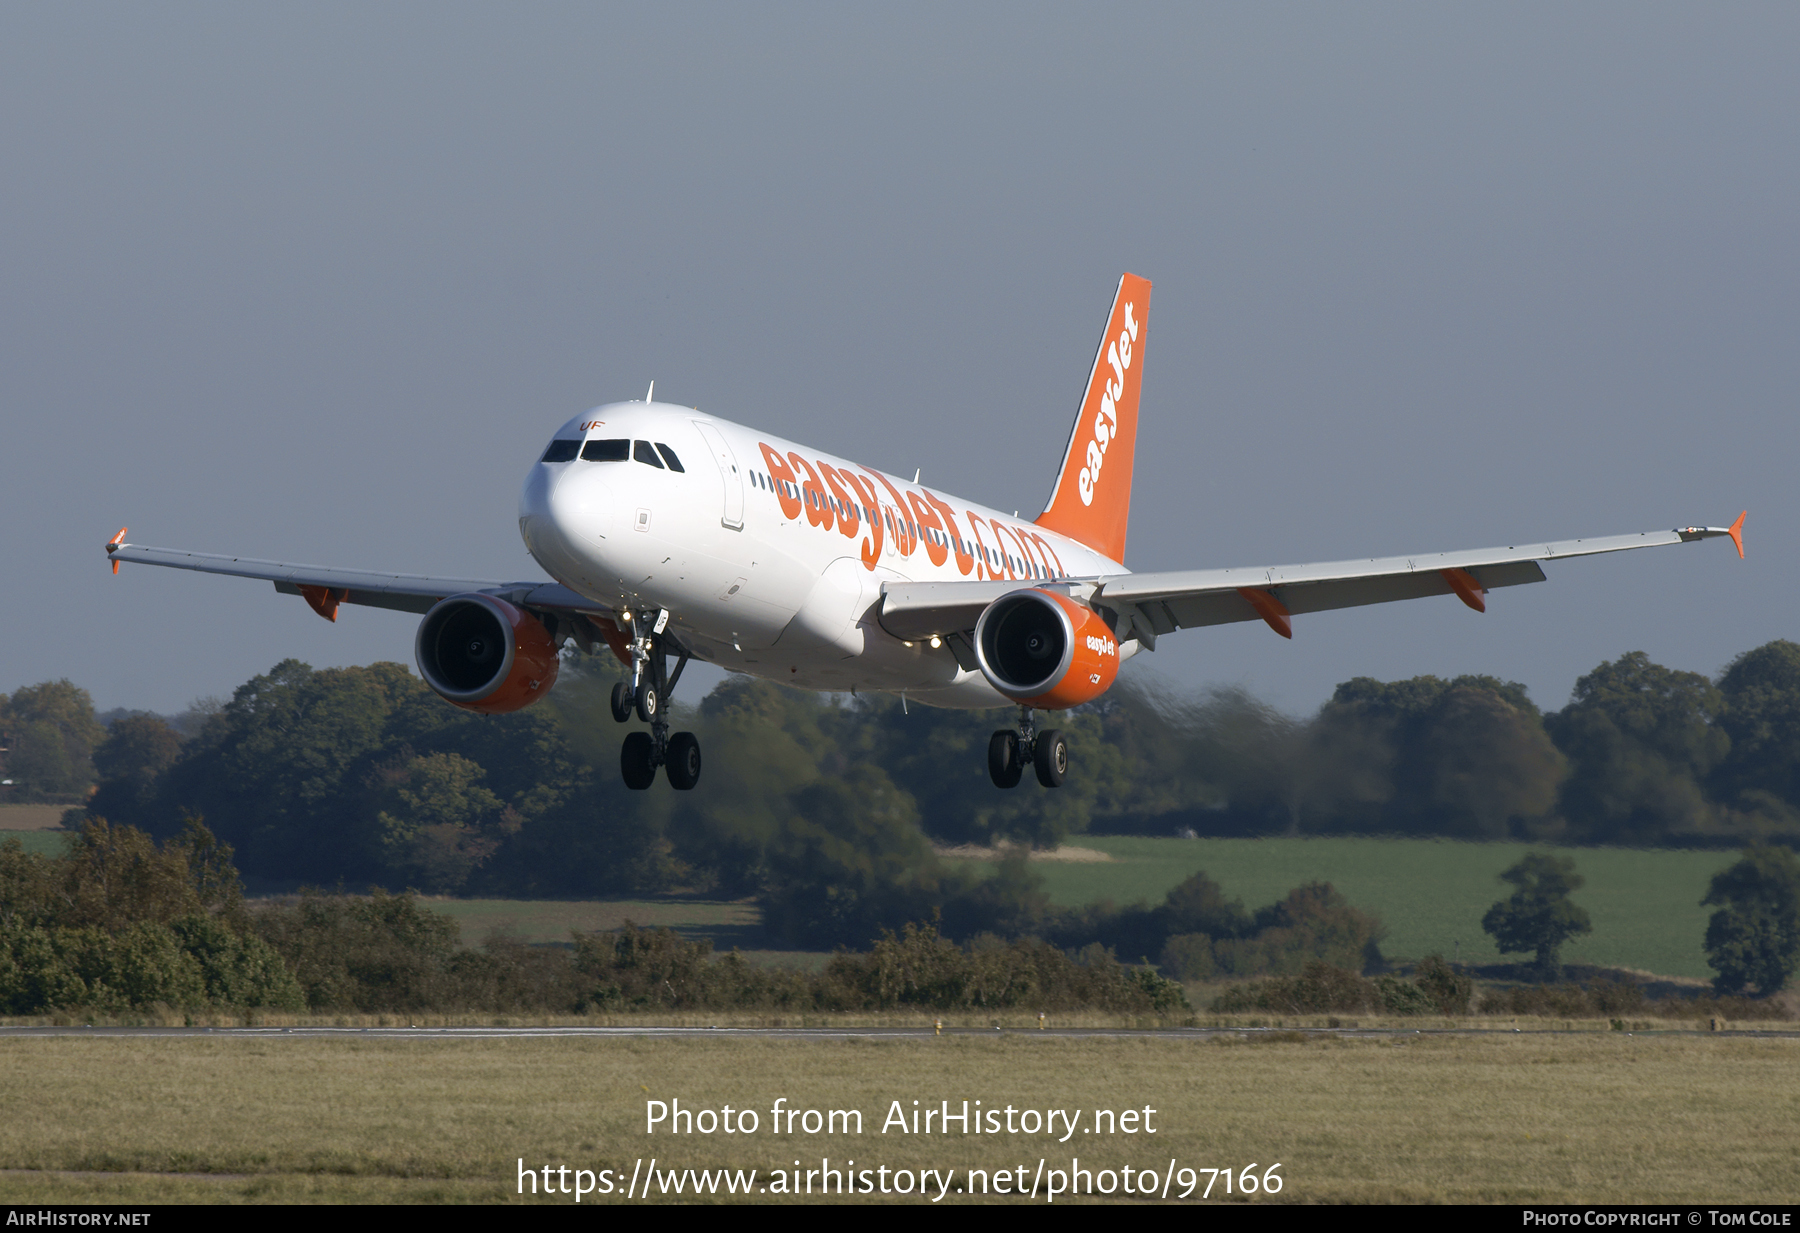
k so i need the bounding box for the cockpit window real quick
[541,439,580,463]
[655,443,685,472]
[581,438,630,462]
[634,440,665,469]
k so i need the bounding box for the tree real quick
[87,715,185,824]
[1158,870,1251,940]
[0,681,107,801]
[1301,676,1564,838]
[1701,845,1800,995]
[757,764,945,947]
[1546,653,1728,843]
[1714,641,1800,817]
[149,659,422,878]
[1481,853,1592,978]
[368,751,511,894]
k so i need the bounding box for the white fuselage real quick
[517,402,1131,708]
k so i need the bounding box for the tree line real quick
[0,817,1480,1017]
[1184,642,1800,846]
[0,819,1198,1016]
[14,640,1800,850]
[1,821,1789,1018]
[4,640,1799,950]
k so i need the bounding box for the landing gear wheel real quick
[1033,729,1068,788]
[988,730,1023,789]
[666,732,702,790]
[634,682,659,723]
[610,681,633,723]
[620,731,657,790]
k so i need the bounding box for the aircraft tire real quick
[666,732,702,790]
[621,732,657,790]
[987,730,1023,789]
[610,681,633,723]
[634,683,659,723]
[1033,729,1068,788]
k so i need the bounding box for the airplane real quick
[104,273,1748,791]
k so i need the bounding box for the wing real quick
[104,535,613,622]
[878,516,1747,654]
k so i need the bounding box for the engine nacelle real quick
[415,594,560,714]
[973,588,1120,708]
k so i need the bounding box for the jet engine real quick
[973,588,1120,709]
[415,594,560,714]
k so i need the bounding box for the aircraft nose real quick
[519,462,612,573]
[519,461,558,526]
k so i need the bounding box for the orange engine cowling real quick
[415,594,561,714]
[973,588,1120,709]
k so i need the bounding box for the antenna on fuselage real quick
[912,469,920,483]
[646,380,655,403]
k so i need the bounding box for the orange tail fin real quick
[1035,273,1151,564]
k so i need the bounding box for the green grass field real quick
[421,897,825,968]
[426,897,760,945]
[946,837,1739,981]
[302,838,1743,981]
[4,830,69,858]
[0,1033,1794,1204]
[14,821,1740,980]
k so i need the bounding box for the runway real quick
[2,1025,1795,1040]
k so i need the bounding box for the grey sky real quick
[3,4,1794,718]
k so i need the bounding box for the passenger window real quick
[634,440,665,469]
[655,443,685,472]
[541,439,580,463]
[581,438,629,462]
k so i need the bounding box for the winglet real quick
[107,527,127,575]
[1677,513,1748,557]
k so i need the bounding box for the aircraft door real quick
[692,420,746,530]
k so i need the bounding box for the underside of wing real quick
[879,518,1746,647]
[1097,557,1545,644]
[105,540,612,620]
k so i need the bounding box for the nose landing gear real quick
[615,608,701,790]
[988,706,1067,789]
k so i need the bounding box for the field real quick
[426,898,762,947]
[0,805,69,831]
[7,820,1741,979]
[0,1031,1794,1204]
[946,837,1739,980]
[0,805,70,859]
[5,831,67,858]
[433,838,1741,981]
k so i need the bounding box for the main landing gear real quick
[610,609,701,791]
[988,706,1067,790]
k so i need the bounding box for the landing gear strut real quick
[988,706,1067,790]
[615,608,701,790]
